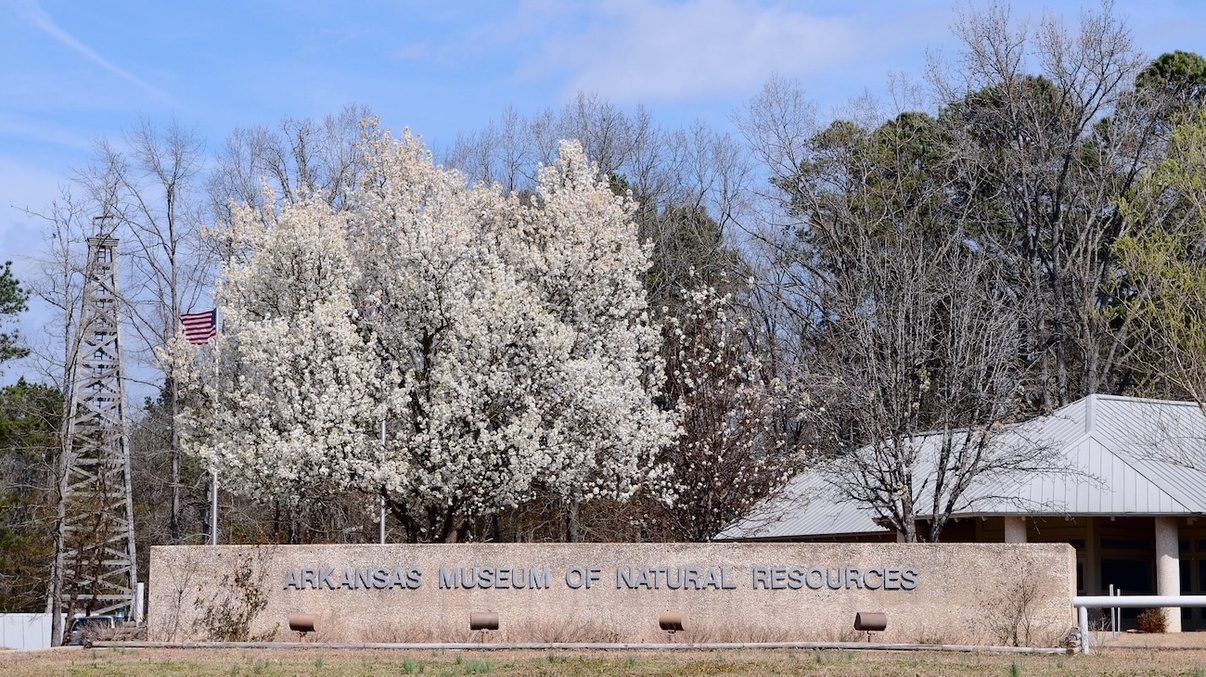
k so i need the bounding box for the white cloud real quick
[515,0,950,105]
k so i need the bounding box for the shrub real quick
[1135,609,1167,633]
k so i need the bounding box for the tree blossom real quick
[179,129,676,542]
[645,275,792,541]
[177,196,385,506]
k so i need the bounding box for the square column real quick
[1004,516,1027,543]
[1084,516,1098,595]
[1156,515,1182,632]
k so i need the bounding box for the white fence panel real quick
[0,613,60,649]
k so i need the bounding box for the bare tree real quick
[743,79,1040,540]
[73,120,216,545]
[208,104,376,228]
[446,93,664,196]
[807,236,1034,542]
[928,1,1153,410]
[21,189,95,390]
[18,190,94,640]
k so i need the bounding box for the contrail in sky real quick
[21,0,173,103]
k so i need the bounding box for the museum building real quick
[717,395,1206,631]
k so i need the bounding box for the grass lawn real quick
[6,646,1206,676]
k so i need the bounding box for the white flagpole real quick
[210,468,218,546]
[210,310,220,546]
[379,419,386,544]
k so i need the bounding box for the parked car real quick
[66,615,118,646]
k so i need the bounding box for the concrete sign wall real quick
[149,542,1075,646]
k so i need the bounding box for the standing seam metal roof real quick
[717,395,1206,540]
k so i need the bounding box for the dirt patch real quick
[1094,630,1206,650]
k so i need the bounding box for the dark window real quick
[1101,539,1150,550]
[1101,559,1154,595]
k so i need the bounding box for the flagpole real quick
[210,309,219,546]
[210,472,218,545]
[379,419,386,545]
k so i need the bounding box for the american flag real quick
[181,309,217,345]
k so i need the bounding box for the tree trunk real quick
[565,497,580,543]
[169,377,181,543]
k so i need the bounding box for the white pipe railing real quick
[1108,584,1119,633]
[1074,595,1206,654]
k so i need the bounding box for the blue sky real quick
[2,0,1206,388]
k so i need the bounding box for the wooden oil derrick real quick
[50,232,138,642]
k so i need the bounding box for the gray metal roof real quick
[716,469,886,540]
[717,395,1206,541]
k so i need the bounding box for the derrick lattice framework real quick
[58,235,138,618]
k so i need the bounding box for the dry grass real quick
[4,646,1206,676]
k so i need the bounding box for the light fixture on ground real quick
[470,611,499,641]
[854,611,887,641]
[658,611,686,639]
[288,613,317,642]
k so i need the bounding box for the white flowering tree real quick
[176,196,385,507]
[179,130,676,542]
[646,277,792,541]
[508,143,680,540]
